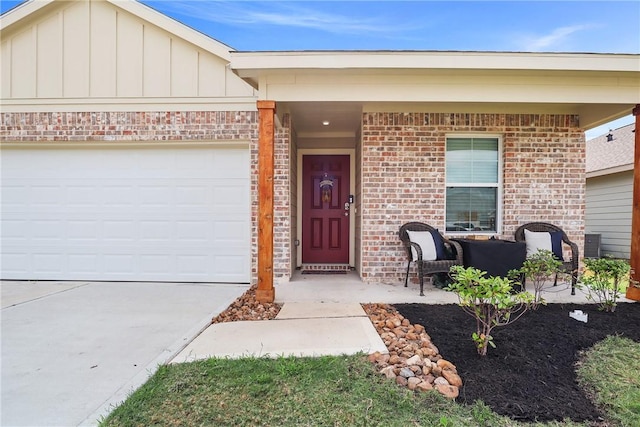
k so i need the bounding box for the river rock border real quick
[362,303,461,399]
[211,285,282,324]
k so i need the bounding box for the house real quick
[2,0,639,300]
[586,124,635,259]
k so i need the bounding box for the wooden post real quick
[256,100,276,303]
[628,104,640,297]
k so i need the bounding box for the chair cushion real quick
[407,230,437,261]
[524,229,564,261]
[550,231,564,261]
[430,229,448,260]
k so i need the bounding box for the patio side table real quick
[450,238,526,279]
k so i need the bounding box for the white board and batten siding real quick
[1,0,254,100]
[585,171,633,260]
[1,145,251,283]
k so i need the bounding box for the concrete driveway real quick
[1,280,248,427]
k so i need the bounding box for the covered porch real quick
[238,51,640,303]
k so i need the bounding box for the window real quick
[445,136,500,233]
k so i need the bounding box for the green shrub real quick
[446,266,534,356]
[509,249,561,309]
[580,257,631,312]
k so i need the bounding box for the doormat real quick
[301,270,348,275]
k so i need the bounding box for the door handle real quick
[344,202,350,211]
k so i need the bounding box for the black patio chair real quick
[399,222,463,296]
[514,222,579,295]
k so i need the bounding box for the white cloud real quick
[146,1,416,35]
[519,24,594,51]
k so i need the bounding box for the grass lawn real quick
[99,342,640,427]
[577,335,640,427]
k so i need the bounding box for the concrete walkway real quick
[172,302,388,362]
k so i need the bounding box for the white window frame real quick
[444,134,503,235]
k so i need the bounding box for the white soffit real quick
[232,51,640,113]
[231,51,640,73]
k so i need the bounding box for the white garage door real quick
[1,145,250,283]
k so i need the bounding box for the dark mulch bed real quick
[394,302,640,424]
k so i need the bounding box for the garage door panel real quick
[214,220,250,244]
[176,221,209,241]
[139,254,174,274]
[176,186,209,207]
[103,254,136,274]
[1,186,25,208]
[139,221,172,241]
[33,220,67,241]
[67,220,101,240]
[103,221,137,241]
[68,254,99,274]
[31,185,64,207]
[1,219,27,241]
[1,253,29,276]
[212,183,248,209]
[67,186,100,206]
[139,186,172,207]
[212,151,250,178]
[213,255,247,275]
[102,186,137,207]
[32,253,65,275]
[1,146,250,282]
[177,255,209,275]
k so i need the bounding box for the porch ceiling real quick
[282,101,636,141]
[284,102,363,139]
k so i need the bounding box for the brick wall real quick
[360,112,585,285]
[288,121,298,276]
[0,111,257,141]
[273,114,293,281]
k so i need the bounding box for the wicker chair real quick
[514,222,579,295]
[399,222,463,296]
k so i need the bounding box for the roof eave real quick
[0,0,54,29]
[586,163,635,178]
[231,51,640,74]
[108,0,234,60]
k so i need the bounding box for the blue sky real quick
[147,1,640,54]
[2,0,638,136]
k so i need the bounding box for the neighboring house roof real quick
[586,124,636,178]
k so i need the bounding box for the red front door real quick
[302,155,350,263]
